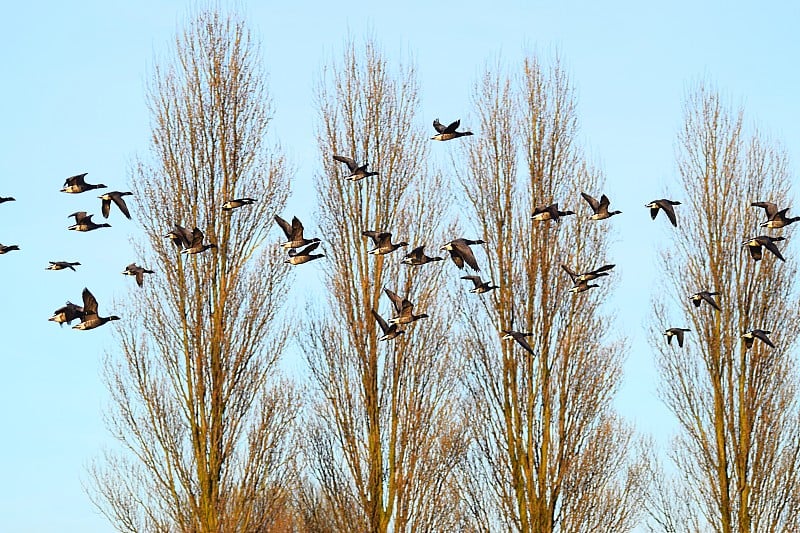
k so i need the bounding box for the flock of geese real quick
[1,118,796,353]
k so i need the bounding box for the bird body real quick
[569,279,599,293]
[180,227,217,254]
[47,261,81,271]
[333,155,378,181]
[0,244,20,254]
[98,191,133,219]
[362,231,408,255]
[275,215,320,249]
[646,199,681,227]
[123,263,155,287]
[742,329,775,349]
[561,264,615,284]
[72,288,120,330]
[61,173,106,194]
[0,196,15,204]
[501,330,536,356]
[461,275,498,294]
[285,241,324,265]
[222,198,257,211]
[67,211,111,232]
[401,246,444,266]
[532,203,575,223]
[690,290,721,311]
[49,301,84,326]
[384,287,428,325]
[441,238,485,271]
[664,327,690,347]
[581,192,621,220]
[431,118,473,141]
[742,235,785,262]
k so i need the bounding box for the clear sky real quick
[1,1,798,530]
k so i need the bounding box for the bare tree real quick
[89,9,299,532]
[296,38,470,532]
[648,82,800,532]
[454,55,648,532]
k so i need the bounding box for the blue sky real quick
[1,1,798,530]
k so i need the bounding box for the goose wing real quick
[754,330,775,348]
[274,215,293,239]
[702,292,721,311]
[112,193,131,219]
[333,155,358,172]
[752,201,779,219]
[658,200,678,226]
[371,309,390,334]
[452,240,480,271]
[461,275,483,288]
[580,192,600,212]
[81,288,99,318]
[761,238,785,261]
[432,118,447,133]
[290,216,306,240]
[442,119,460,133]
[65,173,88,187]
[297,241,321,255]
[383,287,409,314]
[561,264,578,283]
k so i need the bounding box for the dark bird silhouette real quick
[742,329,775,349]
[122,263,155,287]
[742,235,786,262]
[0,196,15,204]
[46,261,81,271]
[461,275,498,294]
[441,238,485,271]
[501,330,536,356]
[362,231,409,255]
[180,227,217,255]
[751,202,800,229]
[371,309,404,341]
[401,245,444,266]
[72,288,120,330]
[561,264,615,284]
[98,191,133,219]
[690,290,721,311]
[384,287,428,325]
[48,301,84,326]
[61,173,106,194]
[333,155,378,181]
[431,118,473,141]
[531,203,576,223]
[664,327,690,348]
[274,215,320,249]
[285,241,324,265]
[581,192,622,220]
[646,199,681,227]
[67,211,111,232]
[0,244,20,254]
[222,198,257,211]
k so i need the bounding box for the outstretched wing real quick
[274,215,293,239]
[113,194,132,219]
[383,287,406,314]
[333,155,358,172]
[751,201,779,219]
[432,118,447,133]
[81,288,99,317]
[660,201,678,227]
[371,309,390,334]
[580,192,600,212]
[443,119,460,133]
